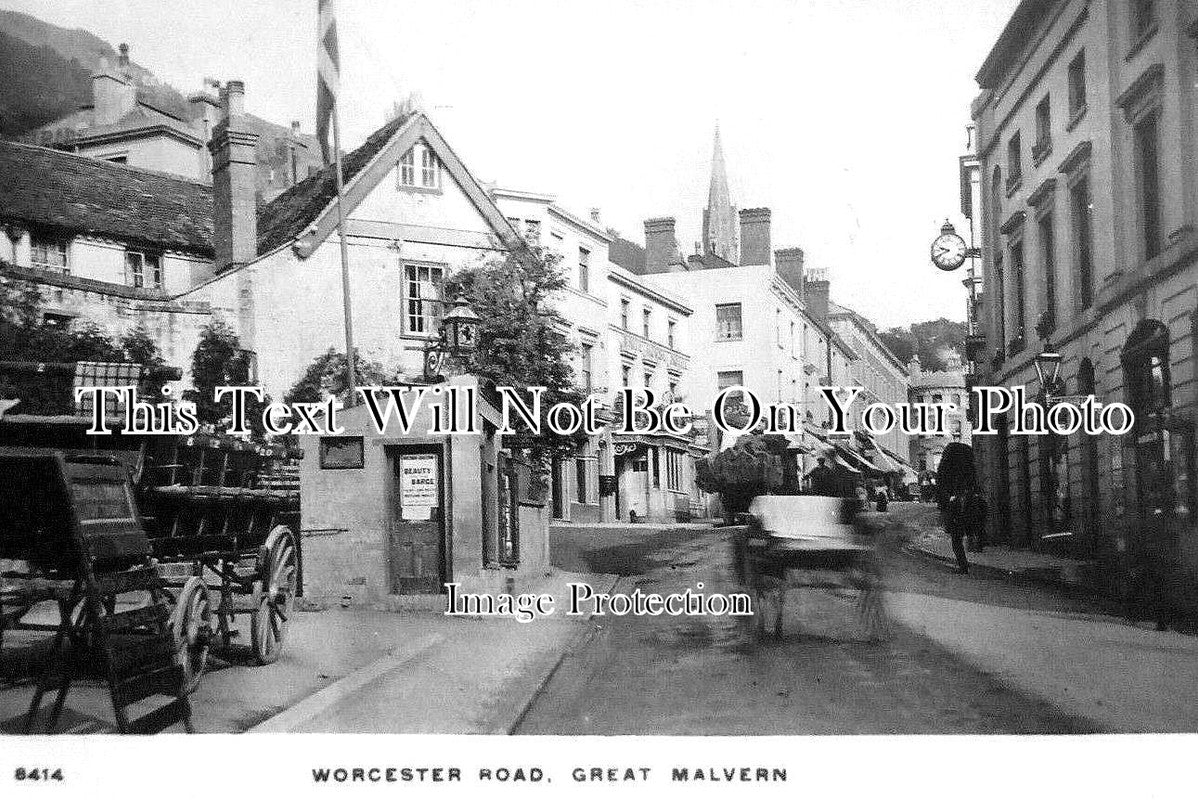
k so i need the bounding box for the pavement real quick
[0,568,615,734]
[901,503,1089,590]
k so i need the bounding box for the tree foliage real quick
[877,317,967,371]
[187,321,262,431]
[445,245,586,476]
[283,348,397,405]
[0,271,167,412]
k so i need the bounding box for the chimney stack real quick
[644,217,677,274]
[91,56,136,126]
[738,207,771,266]
[589,208,602,223]
[804,274,830,323]
[209,80,259,272]
[775,248,805,298]
[118,43,130,70]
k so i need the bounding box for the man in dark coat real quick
[936,443,985,574]
[807,457,837,497]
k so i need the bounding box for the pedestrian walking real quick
[807,456,837,497]
[936,442,985,575]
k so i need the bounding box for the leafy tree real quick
[0,270,163,412]
[284,348,396,405]
[187,321,262,432]
[445,245,586,482]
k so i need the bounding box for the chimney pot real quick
[775,247,805,297]
[118,43,129,68]
[223,80,246,119]
[291,120,301,134]
[643,217,677,274]
[210,80,259,271]
[738,207,771,266]
[589,208,601,223]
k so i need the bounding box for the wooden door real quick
[390,448,445,594]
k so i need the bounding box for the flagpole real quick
[331,102,357,405]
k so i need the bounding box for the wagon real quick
[0,361,301,733]
[732,494,887,641]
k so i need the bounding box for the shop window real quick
[666,449,683,492]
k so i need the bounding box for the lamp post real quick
[1033,311,1065,401]
[422,295,481,381]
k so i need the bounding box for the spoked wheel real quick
[170,577,213,693]
[65,597,107,658]
[250,527,297,665]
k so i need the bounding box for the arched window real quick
[1120,319,1171,421]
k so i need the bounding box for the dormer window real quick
[125,249,162,289]
[399,144,441,190]
[421,148,439,188]
[399,150,416,185]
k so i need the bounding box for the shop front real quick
[611,433,701,523]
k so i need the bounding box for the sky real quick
[3,0,1021,329]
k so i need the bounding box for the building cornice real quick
[609,269,693,315]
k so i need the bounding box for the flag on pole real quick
[316,0,340,164]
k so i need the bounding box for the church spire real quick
[702,124,738,262]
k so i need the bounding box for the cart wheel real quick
[66,597,106,657]
[170,577,212,694]
[251,527,297,665]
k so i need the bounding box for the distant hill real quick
[0,8,323,191]
[0,8,192,137]
[878,318,967,372]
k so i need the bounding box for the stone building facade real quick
[971,0,1198,614]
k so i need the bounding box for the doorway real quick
[389,446,446,594]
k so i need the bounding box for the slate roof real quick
[2,111,419,264]
[0,138,214,256]
[256,112,411,254]
[607,234,646,274]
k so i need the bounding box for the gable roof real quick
[260,111,523,258]
[0,138,214,255]
[0,111,518,268]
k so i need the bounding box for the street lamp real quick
[1033,310,1065,400]
[423,295,481,381]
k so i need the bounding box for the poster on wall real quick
[399,454,439,521]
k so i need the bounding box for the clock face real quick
[931,233,968,271]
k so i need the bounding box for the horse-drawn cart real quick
[0,361,301,733]
[732,494,887,641]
